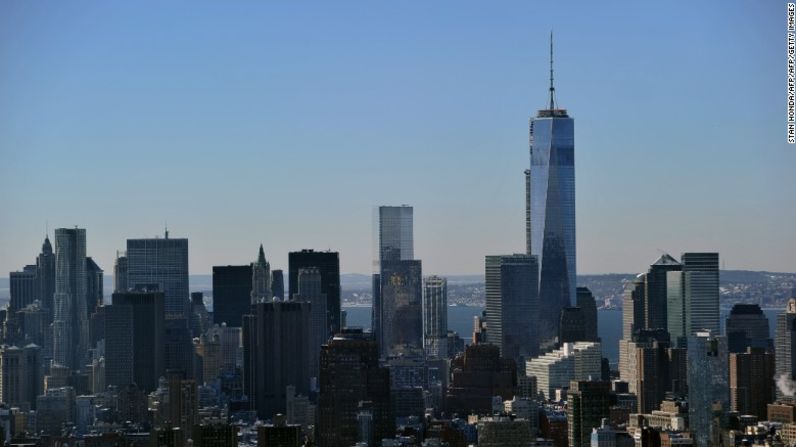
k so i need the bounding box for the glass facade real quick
[682,252,720,335]
[687,331,728,447]
[53,227,89,370]
[422,275,448,358]
[666,270,686,344]
[126,234,189,319]
[372,205,416,356]
[485,254,539,364]
[380,260,422,357]
[529,110,576,344]
[375,205,414,267]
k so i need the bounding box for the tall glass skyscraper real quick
[126,230,189,319]
[372,205,416,356]
[682,252,720,335]
[53,227,90,370]
[288,249,341,335]
[374,205,414,266]
[422,275,448,358]
[485,254,539,364]
[687,330,728,447]
[528,37,576,345]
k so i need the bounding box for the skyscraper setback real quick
[528,36,576,346]
[288,249,341,336]
[372,205,420,356]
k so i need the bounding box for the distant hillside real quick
[566,270,796,310]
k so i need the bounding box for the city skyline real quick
[1,3,795,444]
[1,1,793,277]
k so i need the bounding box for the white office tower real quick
[525,342,602,400]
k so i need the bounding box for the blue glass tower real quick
[528,34,576,346]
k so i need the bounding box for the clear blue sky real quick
[1,1,793,276]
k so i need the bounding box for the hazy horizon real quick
[1,1,793,276]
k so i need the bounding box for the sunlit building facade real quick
[529,102,576,346]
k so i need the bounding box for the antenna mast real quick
[549,31,556,110]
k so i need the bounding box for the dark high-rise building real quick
[776,297,796,398]
[379,259,422,357]
[243,300,311,420]
[104,304,134,388]
[576,286,598,342]
[682,252,720,335]
[726,303,772,353]
[667,346,688,398]
[644,254,682,331]
[627,330,672,414]
[729,347,775,420]
[36,386,76,436]
[258,416,301,447]
[0,344,42,410]
[106,287,165,392]
[446,344,517,416]
[567,380,611,447]
[529,38,576,347]
[372,205,414,355]
[559,307,586,344]
[288,249,341,336]
[53,227,90,370]
[621,255,682,346]
[164,319,194,378]
[271,269,284,301]
[37,235,56,315]
[17,302,47,348]
[293,267,327,382]
[127,231,189,318]
[113,251,128,293]
[166,371,198,439]
[193,423,239,447]
[212,265,253,327]
[89,305,105,350]
[86,257,104,316]
[485,254,539,364]
[317,328,393,447]
[10,265,37,313]
[150,427,185,447]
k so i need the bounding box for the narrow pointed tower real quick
[251,244,272,303]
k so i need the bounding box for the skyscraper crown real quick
[256,244,267,265]
[42,236,53,254]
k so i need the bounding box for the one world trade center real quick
[527,34,576,348]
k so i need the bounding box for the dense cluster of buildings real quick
[2,42,794,447]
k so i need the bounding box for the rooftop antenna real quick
[549,30,556,110]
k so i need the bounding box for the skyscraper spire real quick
[257,244,266,265]
[549,30,556,110]
[252,244,272,303]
